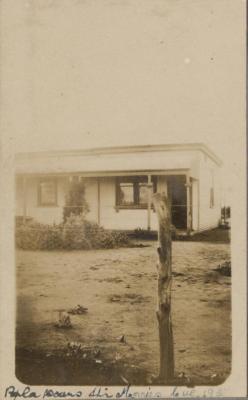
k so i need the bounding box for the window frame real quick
[115,176,157,209]
[38,178,58,207]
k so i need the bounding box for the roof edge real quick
[15,143,222,166]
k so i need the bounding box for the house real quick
[15,143,222,233]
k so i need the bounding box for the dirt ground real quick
[16,234,231,386]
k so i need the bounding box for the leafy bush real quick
[83,220,129,249]
[16,216,130,250]
[63,180,89,222]
[110,231,130,247]
[83,220,112,248]
[16,221,63,250]
[62,215,91,250]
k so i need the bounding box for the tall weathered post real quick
[152,193,174,383]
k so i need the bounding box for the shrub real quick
[63,180,89,222]
[62,214,91,250]
[16,216,130,250]
[110,231,130,247]
[83,220,130,249]
[16,221,63,250]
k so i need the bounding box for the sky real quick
[3,0,246,201]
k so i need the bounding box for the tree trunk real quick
[152,193,174,383]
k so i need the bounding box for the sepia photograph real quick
[15,144,231,386]
[0,0,246,398]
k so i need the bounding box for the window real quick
[38,179,57,206]
[116,176,157,208]
[118,182,135,205]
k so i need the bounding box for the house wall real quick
[85,176,167,230]
[16,175,168,230]
[16,177,66,224]
[198,153,221,230]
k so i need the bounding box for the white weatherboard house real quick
[15,143,222,233]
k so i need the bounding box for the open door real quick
[167,175,187,230]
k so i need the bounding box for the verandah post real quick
[152,192,174,383]
[186,175,192,235]
[147,174,152,230]
[97,178,101,225]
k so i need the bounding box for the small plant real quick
[68,304,88,315]
[214,261,231,277]
[55,311,72,329]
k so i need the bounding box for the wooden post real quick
[22,176,27,224]
[147,174,152,230]
[152,193,174,383]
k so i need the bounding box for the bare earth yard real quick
[16,238,231,386]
